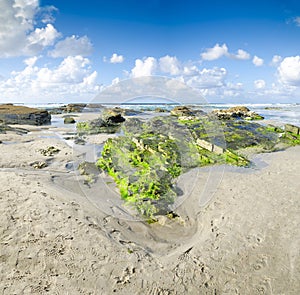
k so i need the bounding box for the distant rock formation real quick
[212,106,264,120]
[0,104,51,125]
[170,106,194,117]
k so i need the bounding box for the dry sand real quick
[0,121,299,294]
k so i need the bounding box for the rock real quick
[30,161,48,169]
[196,139,224,155]
[78,161,100,176]
[64,117,76,124]
[212,106,264,120]
[0,104,51,125]
[74,137,86,145]
[155,107,167,113]
[0,124,29,134]
[285,124,300,135]
[103,107,141,117]
[65,103,87,113]
[170,106,194,117]
[0,140,2,144]
[77,112,126,134]
[38,146,60,156]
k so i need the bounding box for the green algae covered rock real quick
[96,111,300,221]
[97,116,250,220]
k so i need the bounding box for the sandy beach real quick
[0,117,299,295]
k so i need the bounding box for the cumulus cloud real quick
[252,55,264,67]
[49,35,93,57]
[110,53,124,63]
[159,55,181,75]
[184,67,227,89]
[254,79,266,89]
[271,55,282,66]
[0,55,99,102]
[0,0,60,57]
[278,56,300,86]
[231,49,250,60]
[131,57,157,77]
[26,24,60,55]
[201,44,250,61]
[201,43,228,61]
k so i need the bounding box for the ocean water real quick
[19,102,300,126]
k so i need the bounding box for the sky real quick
[1,0,300,104]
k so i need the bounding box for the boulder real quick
[0,104,51,125]
[212,106,264,120]
[64,117,76,124]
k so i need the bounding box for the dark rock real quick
[74,137,86,145]
[77,112,126,134]
[154,107,167,113]
[0,104,51,125]
[64,117,76,124]
[212,106,264,120]
[0,124,29,134]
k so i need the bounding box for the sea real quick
[16,102,300,126]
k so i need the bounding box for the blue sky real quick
[1,0,300,103]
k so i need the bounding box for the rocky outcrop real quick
[212,106,264,120]
[103,107,142,117]
[65,103,87,113]
[77,112,126,134]
[48,103,87,114]
[170,106,194,117]
[0,104,51,125]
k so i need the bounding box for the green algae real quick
[96,114,300,220]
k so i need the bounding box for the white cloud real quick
[37,5,58,24]
[184,67,227,89]
[278,56,300,86]
[49,35,92,57]
[182,65,199,76]
[293,16,300,27]
[26,24,60,55]
[231,49,250,60]
[0,0,60,57]
[0,55,99,102]
[271,55,282,66]
[252,55,264,67]
[110,53,124,63]
[201,43,228,61]
[159,55,181,75]
[24,56,39,67]
[254,79,266,89]
[131,57,157,77]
